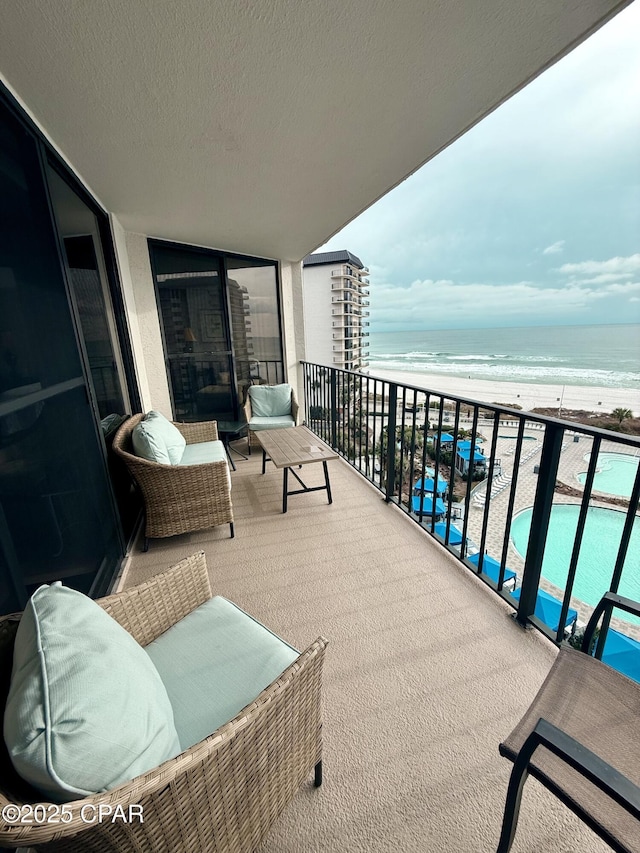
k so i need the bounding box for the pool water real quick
[577,452,639,499]
[511,504,640,622]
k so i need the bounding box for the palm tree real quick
[611,407,633,424]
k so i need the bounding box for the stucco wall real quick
[111,228,172,418]
[279,260,305,412]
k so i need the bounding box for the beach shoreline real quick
[366,368,640,417]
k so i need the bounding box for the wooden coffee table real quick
[256,425,338,513]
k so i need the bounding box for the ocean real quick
[368,324,640,390]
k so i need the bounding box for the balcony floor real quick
[123,442,610,853]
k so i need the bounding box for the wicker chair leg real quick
[314,760,323,787]
[143,537,150,553]
[230,523,235,539]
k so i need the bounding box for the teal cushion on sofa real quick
[132,410,186,465]
[145,596,299,751]
[178,439,227,466]
[248,384,292,418]
[4,583,181,802]
[178,440,231,488]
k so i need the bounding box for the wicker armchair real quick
[112,415,234,550]
[243,384,299,452]
[0,552,328,852]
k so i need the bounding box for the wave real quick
[367,358,640,388]
[450,354,511,361]
[371,351,564,364]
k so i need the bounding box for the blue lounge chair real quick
[468,552,517,588]
[432,522,463,546]
[511,586,578,633]
[600,628,640,684]
[411,495,446,517]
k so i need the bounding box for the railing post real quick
[515,423,564,627]
[330,369,338,450]
[385,383,398,502]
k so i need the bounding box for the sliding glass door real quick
[0,99,125,611]
[150,242,283,421]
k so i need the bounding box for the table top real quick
[256,425,338,468]
[217,420,248,435]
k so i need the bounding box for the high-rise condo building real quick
[302,250,370,372]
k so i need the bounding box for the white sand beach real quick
[366,368,640,417]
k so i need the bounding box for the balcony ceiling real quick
[0,0,631,262]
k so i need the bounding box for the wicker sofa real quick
[112,414,234,550]
[0,552,327,852]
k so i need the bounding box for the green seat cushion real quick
[132,410,186,464]
[145,596,299,751]
[248,384,292,418]
[178,440,231,488]
[178,439,227,466]
[4,583,181,802]
[249,415,296,430]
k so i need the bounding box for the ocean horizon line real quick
[370,320,639,335]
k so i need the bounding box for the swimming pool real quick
[510,504,640,621]
[577,452,639,498]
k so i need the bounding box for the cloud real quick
[369,278,618,329]
[570,272,633,285]
[557,254,640,276]
[605,281,640,294]
[319,7,640,332]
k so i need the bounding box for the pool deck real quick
[464,426,640,640]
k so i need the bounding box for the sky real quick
[318,2,640,332]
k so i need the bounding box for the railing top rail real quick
[300,361,640,449]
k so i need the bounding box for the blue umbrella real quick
[429,432,454,443]
[601,629,640,684]
[433,522,463,545]
[511,587,577,632]
[411,495,446,516]
[413,476,447,496]
[469,552,517,586]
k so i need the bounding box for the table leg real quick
[262,448,267,475]
[224,437,236,471]
[283,467,289,513]
[323,460,333,504]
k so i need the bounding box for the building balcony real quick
[331,280,359,294]
[123,394,621,851]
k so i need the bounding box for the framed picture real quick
[201,311,223,341]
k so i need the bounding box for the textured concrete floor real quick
[123,442,611,853]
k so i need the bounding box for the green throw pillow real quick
[248,384,292,418]
[4,583,181,802]
[132,410,186,464]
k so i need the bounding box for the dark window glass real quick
[225,258,283,386]
[46,166,127,420]
[152,245,234,421]
[0,101,122,611]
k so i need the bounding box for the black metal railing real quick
[301,361,640,647]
